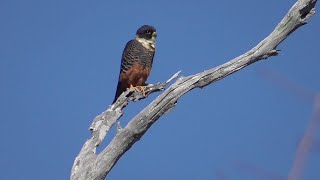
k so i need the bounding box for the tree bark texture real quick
[71,0,317,179]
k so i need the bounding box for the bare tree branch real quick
[71,0,317,179]
[70,71,180,180]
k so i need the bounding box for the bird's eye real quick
[146,30,150,34]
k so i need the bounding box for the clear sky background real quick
[0,0,319,179]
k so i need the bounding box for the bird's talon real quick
[127,85,147,96]
[140,86,147,96]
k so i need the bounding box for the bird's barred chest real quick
[137,50,154,68]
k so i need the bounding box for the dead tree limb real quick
[71,0,317,179]
[70,71,180,179]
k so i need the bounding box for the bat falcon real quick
[112,25,157,103]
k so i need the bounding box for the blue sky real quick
[0,0,319,179]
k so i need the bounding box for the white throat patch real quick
[136,37,156,50]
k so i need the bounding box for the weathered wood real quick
[71,0,317,179]
[71,71,180,180]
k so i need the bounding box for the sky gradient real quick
[0,0,319,179]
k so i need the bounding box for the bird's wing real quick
[120,40,143,73]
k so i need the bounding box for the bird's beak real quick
[152,32,157,38]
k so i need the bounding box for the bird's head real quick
[136,25,157,43]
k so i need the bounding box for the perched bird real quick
[112,25,157,103]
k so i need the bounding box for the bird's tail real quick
[112,82,126,104]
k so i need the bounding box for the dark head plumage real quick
[136,25,157,40]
